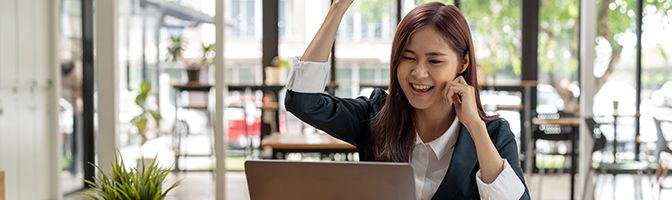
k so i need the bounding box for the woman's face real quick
[397,26,466,111]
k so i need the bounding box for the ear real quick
[459,52,469,74]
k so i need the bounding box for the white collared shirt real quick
[287,58,525,200]
[411,117,524,200]
[411,118,460,199]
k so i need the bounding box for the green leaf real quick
[79,152,181,200]
[140,82,152,93]
[150,110,162,121]
[135,93,147,107]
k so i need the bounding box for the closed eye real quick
[429,60,443,64]
[402,56,416,61]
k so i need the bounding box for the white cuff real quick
[285,57,330,93]
[475,159,525,200]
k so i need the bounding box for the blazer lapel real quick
[432,124,478,199]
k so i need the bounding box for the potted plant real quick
[130,81,161,145]
[82,155,180,200]
[166,35,185,63]
[185,43,215,84]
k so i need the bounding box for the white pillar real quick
[95,0,120,174]
[579,0,598,198]
[48,0,63,198]
[215,0,228,199]
[0,0,61,198]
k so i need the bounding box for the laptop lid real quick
[245,160,416,200]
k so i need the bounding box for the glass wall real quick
[537,0,580,115]
[335,0,396,98]
[59,0,84,194]
[111,0,264,171]
[278,0,331,135]
[462,0,522,85]
[534,0,581,170]
[222,0,264,170]
[641,0,672,161]
[226,0,263,85]
[591,0,639,162]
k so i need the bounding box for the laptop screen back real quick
[245,160,415,200]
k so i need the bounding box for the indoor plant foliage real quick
[200,43,215,65]
[82,156,180,200]
[166,35,185,63]
[185,43,215,84]
[130,81,161,145]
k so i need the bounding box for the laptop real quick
[245,160,416,200]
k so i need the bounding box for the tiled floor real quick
[64,172,250,200]
[66,171,672,200]
[164,172,250,200]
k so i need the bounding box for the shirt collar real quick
[415,117,461,159]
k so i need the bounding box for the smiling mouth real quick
[410,83,434,93]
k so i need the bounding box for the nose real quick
[410,62,429,79]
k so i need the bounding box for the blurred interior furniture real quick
[654,117,672,198]
[172,83,214,172]
[532,114,579,200]
[480,80,537,175]
[582,117,608,200]
[261,132,357,160]
[1,170,4,200]
[582,117,650,200]
[226,103,254,157]
[228,85,285,140]
[225,102,277,158]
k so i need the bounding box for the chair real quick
[583,117,650,200]
[653,117,672,198]
[532,112,575,199]
[582,117,607,199]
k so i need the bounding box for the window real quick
[641,0,672,159]
[461,0,522,85]
[226,0,263,85]
[537,0,580,114]
[336,0,396,97]
[278,0,330,59]
[59,0,84,194]
[591,0,639,162]
[231,0,258,38]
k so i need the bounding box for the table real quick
[533,117,579,200]
[261,133,357,160]
[172,84,214,172]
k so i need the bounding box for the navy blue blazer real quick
[285,88,531,200]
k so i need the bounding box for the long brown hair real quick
[373,3,496,162]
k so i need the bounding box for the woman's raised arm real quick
[300,0,353,62]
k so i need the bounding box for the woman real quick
[284,1,530,199]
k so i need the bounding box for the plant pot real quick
[264,67,288,86]
[187,69,201,84]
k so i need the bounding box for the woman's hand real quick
[443,76,483,128]
[445,76,504,183]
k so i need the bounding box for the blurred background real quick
[1,0,672,199]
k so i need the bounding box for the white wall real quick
[0,0,61,199]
